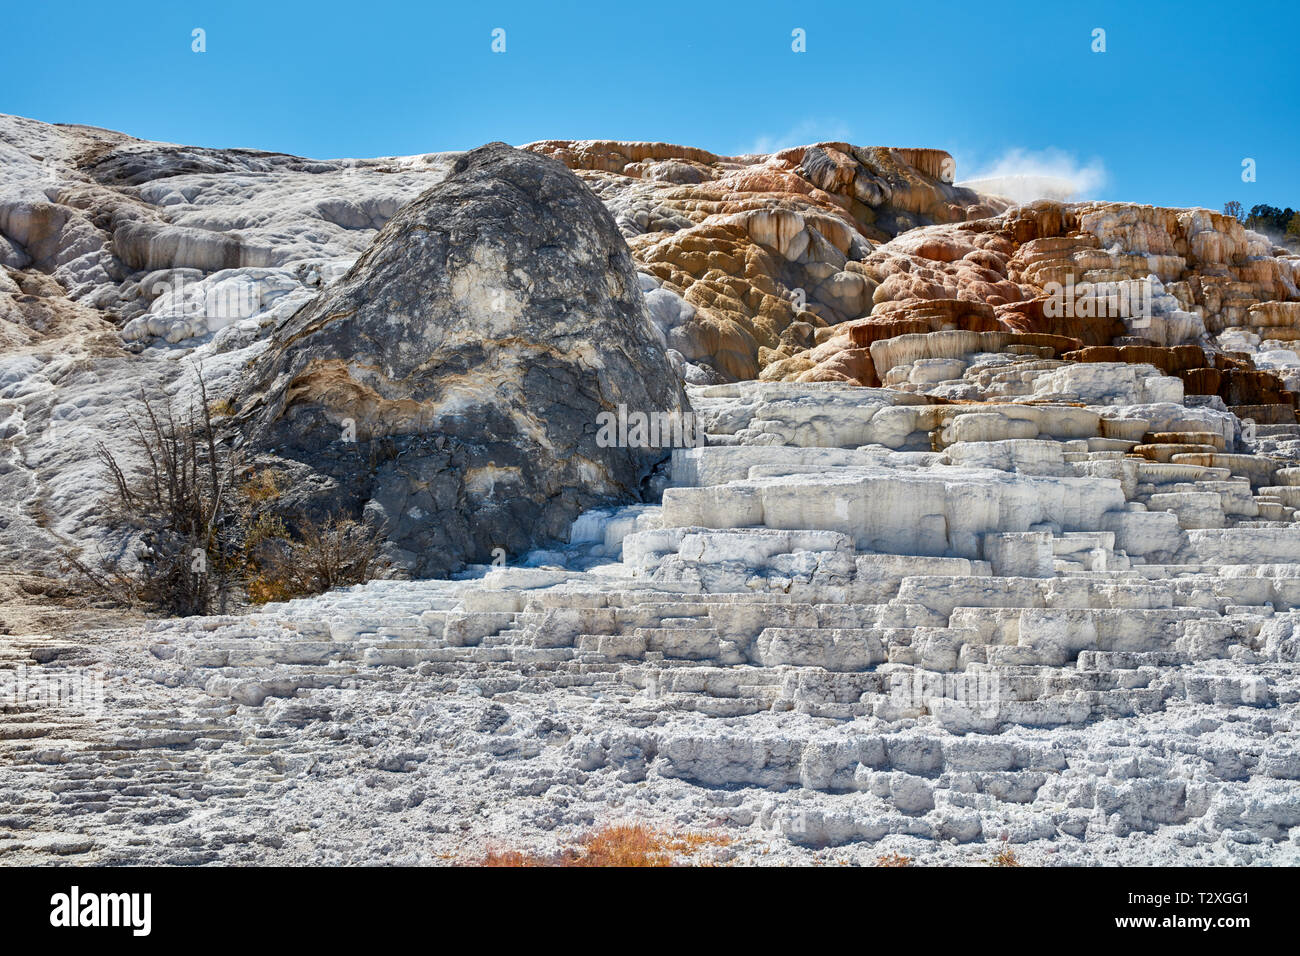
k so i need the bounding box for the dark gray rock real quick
[238,142,687,577]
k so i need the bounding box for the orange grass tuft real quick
[481,849,548,867]
[473,823,731,867]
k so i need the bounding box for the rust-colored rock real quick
[522,139,1003,383]
[513,143,1300,397]
[766,199,1300,401]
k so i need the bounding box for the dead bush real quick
[476,824,731,867]
[65,371,388,614]
[244,513,388,604]
[64,375,240,616]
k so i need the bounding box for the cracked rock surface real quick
[5,381,1300,865]
[3,116,1300,865]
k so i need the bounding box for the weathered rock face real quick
[238,143,687,576]
[770,200,1300,416]
[1,115,1015,567]
[4,115,1300,564]
[526,140,1004,382]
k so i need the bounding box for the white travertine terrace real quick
[5,379,1299,865]
[3,115,1300,864]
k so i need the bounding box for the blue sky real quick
[5,0,1297,210]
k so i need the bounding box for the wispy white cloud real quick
[741,119,854,156]
[956,147,1108,203]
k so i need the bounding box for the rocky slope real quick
[237,142,685,576]
[0,117,1010,571]
[766,202,1300,408]
[2,114,1300,865]
[4,381,1300,865]
[529,140,1005,382]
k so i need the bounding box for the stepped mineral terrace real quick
[2,115,1300,864]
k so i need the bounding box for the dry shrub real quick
[240,469,281,504]
[64,377,240,616]
[875,852,914,867]
[480,849,547,867]
[990,848,1022,867]
[244,514,387,603]
[208,397,237,418]
[242,512,294,604]
[475,824,731,868]
[66,372,388,614]
[576,824,678,867]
